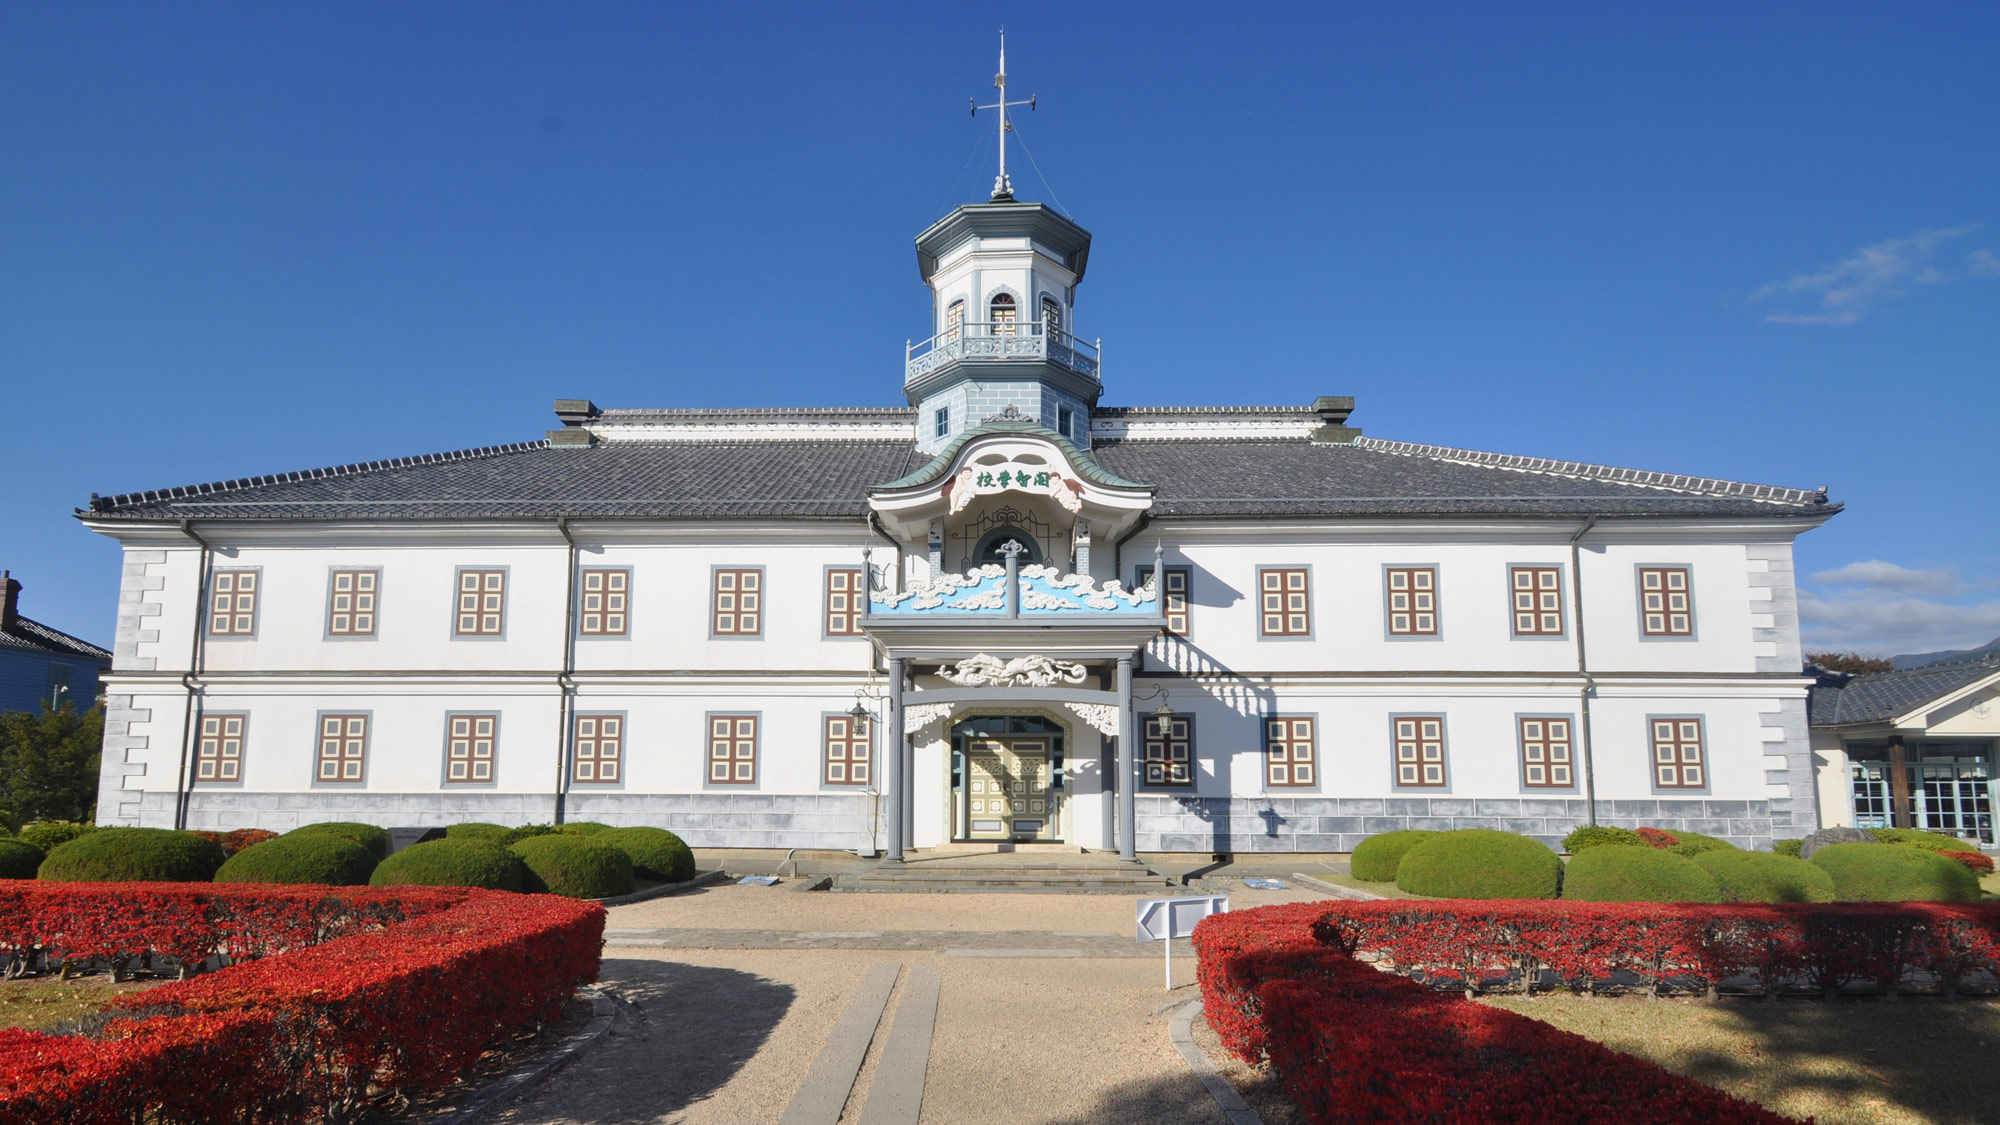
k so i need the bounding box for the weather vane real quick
[971,30,1034,201]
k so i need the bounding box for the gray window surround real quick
[1057,404,1074,442]
[322,565,382,642]
[1387,712,1452,794]
[1380,562,1443,643]
[204,566,263,641]
[449,565,510,641]
[821,563,869,641]
[440,711,501,788]
[703,710,763,790]
[1261,712,1322,793]
[191,710,250,788]
[708,564,767,640]
[934,406,950,439]
[1254,564,1315,642]
[569,710,628,790]
[1134,564,1192,639]
[309,709,372,788]
[1645,713,1712,796]
[574,565,634,642]
[1505,562,1570,642]
[1633,563,1700,642]
[1513,711,1581,793]
[819,709,874,791]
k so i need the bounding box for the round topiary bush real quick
[1868,827,1980,854]
[1562,846,1722,903]
[555,821,613,837]
[18,821,95,852]
[1349,830,1442,882]
[370,838,526,891]
[445,822,512,842]
[509,835,634,898]
[0,839,45,879]
[37,828,224,883]
[1560,825,1642,854]
[598,826,695,882]
[1810,842,1981,902]
[1771,838,1804,858]
[500,824,561,848]
[1665,830,1739,858]
[286,821,390,860]
[1395,830,1562,899]
[1694,849,1835,903]
[215,834,377,885]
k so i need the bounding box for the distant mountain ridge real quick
[1892,636,2000,670]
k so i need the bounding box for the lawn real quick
[1481,994,2000,1125]
[0,976,162,1033]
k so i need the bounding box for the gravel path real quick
[488,882,1328,1124]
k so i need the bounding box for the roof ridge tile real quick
[87,440,551,513]
[1354,436,1826,507]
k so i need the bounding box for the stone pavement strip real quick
[857,964,939,1125]
[775,962,900,1125]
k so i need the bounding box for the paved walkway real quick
[487,879,1331,1124]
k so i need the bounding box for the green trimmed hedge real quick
[1771,838,1804,858]
[1663,830,1738,858]
[1562,846,1722,903]
[1396,830,1562,900]
[37,828,224,883]
[1350,831,1442,882]
[444,822,512,842]
[1694,849,1835,903]
[215,834,377,886]
[286,821,390,861]
[370,838,526,891]
[598,827,695,883]
[499,824,561,848]
[509,835,634,899]
[1559,825,1642,854]
[1868,827,1980,853]
[17,821,94,852]
[0,838,45,880]
[556,821,613,837]
[1810,842,1981,902]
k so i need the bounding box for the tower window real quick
[945,299,965,343]
[1041,296,1062,338]
[1057,405,1073,439]
[934,406,950,438]
[990,293,1016,335]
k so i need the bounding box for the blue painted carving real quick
[870,564,1156,617]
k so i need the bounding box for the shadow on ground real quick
[488,958,794,1125]
[1035,1070,1234,1125]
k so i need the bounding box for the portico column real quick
[886,657,906,862]
[1117,655,1136,861]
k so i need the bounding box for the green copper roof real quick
[869,420,1152,493]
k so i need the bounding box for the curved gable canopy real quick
[868,419,1153,541]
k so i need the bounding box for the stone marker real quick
[1799,826,1877,859]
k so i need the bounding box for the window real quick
[444,714,498,784]
[1258,568,1311,637]
[824,568,865,636]
[933,407,950,439]
[1264,717,1317,788]
[711,568,762,636]
[1138,565,1191,636]
[990,292,1016,334]
[195,713,246,784]
[1143,714,1195,787]
[1385,566,1438,637]
[823,713,871,785]
[1057,405,1074,440]
[1041,296,1063,337]
[944,299,964,343]
[455,569,506,636]
[1392,716,1448,788]
[1518,716,1574,789]
[315,714,368,784]
[572,713,622,784]
[1651,717,1706,789]
[1509,566,1565,636]
[208,569,259,636]
[327,569,378,636]
[708,714,759,785]
[579,569,629,636]
[1638,566,1695,637]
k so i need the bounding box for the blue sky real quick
[3,3,1995,655]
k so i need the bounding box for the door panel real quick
[964,738,1055,840]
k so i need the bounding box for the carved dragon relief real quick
[870,564,1155,612]
[935,654,1089,687]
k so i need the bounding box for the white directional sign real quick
[1136,895,1228,990]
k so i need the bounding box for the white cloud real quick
[1798,588,2000,656]
[1749,225,1998,325]
[1807,559,1963,596]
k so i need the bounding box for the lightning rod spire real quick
[970,30,1035,201]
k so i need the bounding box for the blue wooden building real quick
[0,572,111,715]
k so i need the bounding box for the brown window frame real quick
[326,568,379,637]
[1264,716,1317,788]
[1650,717,1707,790]
[194,712,247,785]
[707,714,759,786]
[1384,566,1439,637]
[444,713,499,784]
[1638,566,1695,638]
[1137,565,1192,637]
[824,568,865,637]
[1517,716,1575,789]
[711,568,763,637]
[578,568,630,637]
[315,713,369,785]
[1258,567,1311,638]
[1392,715,1449,789]
[572,713,623,785]
[208,568,260,636]
[989,292,1017,335]
[1508,565,1566,637]
[1143,713,1196,788]
[454,568,507,637]
[822,712,871,786]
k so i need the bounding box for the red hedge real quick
[0,885,603,1124]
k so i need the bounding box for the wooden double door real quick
[963,738,1057,841]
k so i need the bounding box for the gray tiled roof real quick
[1809,652,2000,726]
[0,616,112,663]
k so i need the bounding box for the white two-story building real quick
[81,182,1840,857]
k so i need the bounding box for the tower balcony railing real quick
[906,320,1101,384]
